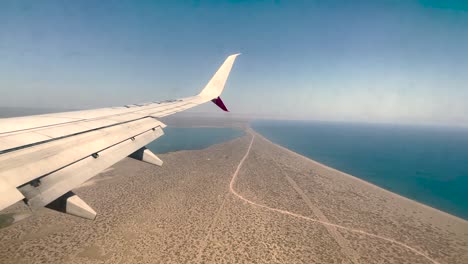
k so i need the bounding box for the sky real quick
[0,1,467,126]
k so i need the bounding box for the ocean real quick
[147,127,244,154]
[253,120,468,220]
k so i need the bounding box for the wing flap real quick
[0,117,165,187]
[25,127,164,209]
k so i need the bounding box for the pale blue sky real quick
[1,1,467,125]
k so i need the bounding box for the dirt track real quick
[0,129,467,263]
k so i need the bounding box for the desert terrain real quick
[0,128,467,264]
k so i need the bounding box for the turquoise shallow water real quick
[147,127,244,154]
[253,120,468,220]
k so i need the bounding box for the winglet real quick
[211,97,229,112]
[198,53,240,101]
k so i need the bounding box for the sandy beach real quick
[0,128,467,264]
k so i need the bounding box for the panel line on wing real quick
[15,124,165,189]
[0,116,156,154]
[0,100,184,136]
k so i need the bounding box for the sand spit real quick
[0,129,467,263]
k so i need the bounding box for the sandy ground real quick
[0,129,467,264]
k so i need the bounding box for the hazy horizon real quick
[2,105,468,130]
[1,1,467,126]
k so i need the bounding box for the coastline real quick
[1,125,466,263]
[249,127,468,224]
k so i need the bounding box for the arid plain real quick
[0,127,467,264]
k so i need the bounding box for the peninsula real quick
[0,127,467,264]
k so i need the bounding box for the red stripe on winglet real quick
[211,97,229,112]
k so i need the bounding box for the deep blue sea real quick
[147,127,244,154]
[253,120,468,220]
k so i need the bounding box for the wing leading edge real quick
[0,54,240,219]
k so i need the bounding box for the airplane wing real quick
[0,53,240,220]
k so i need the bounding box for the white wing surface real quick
[0,54,240,219]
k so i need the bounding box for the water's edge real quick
[250,127,467,223]
[147,127,245,154]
